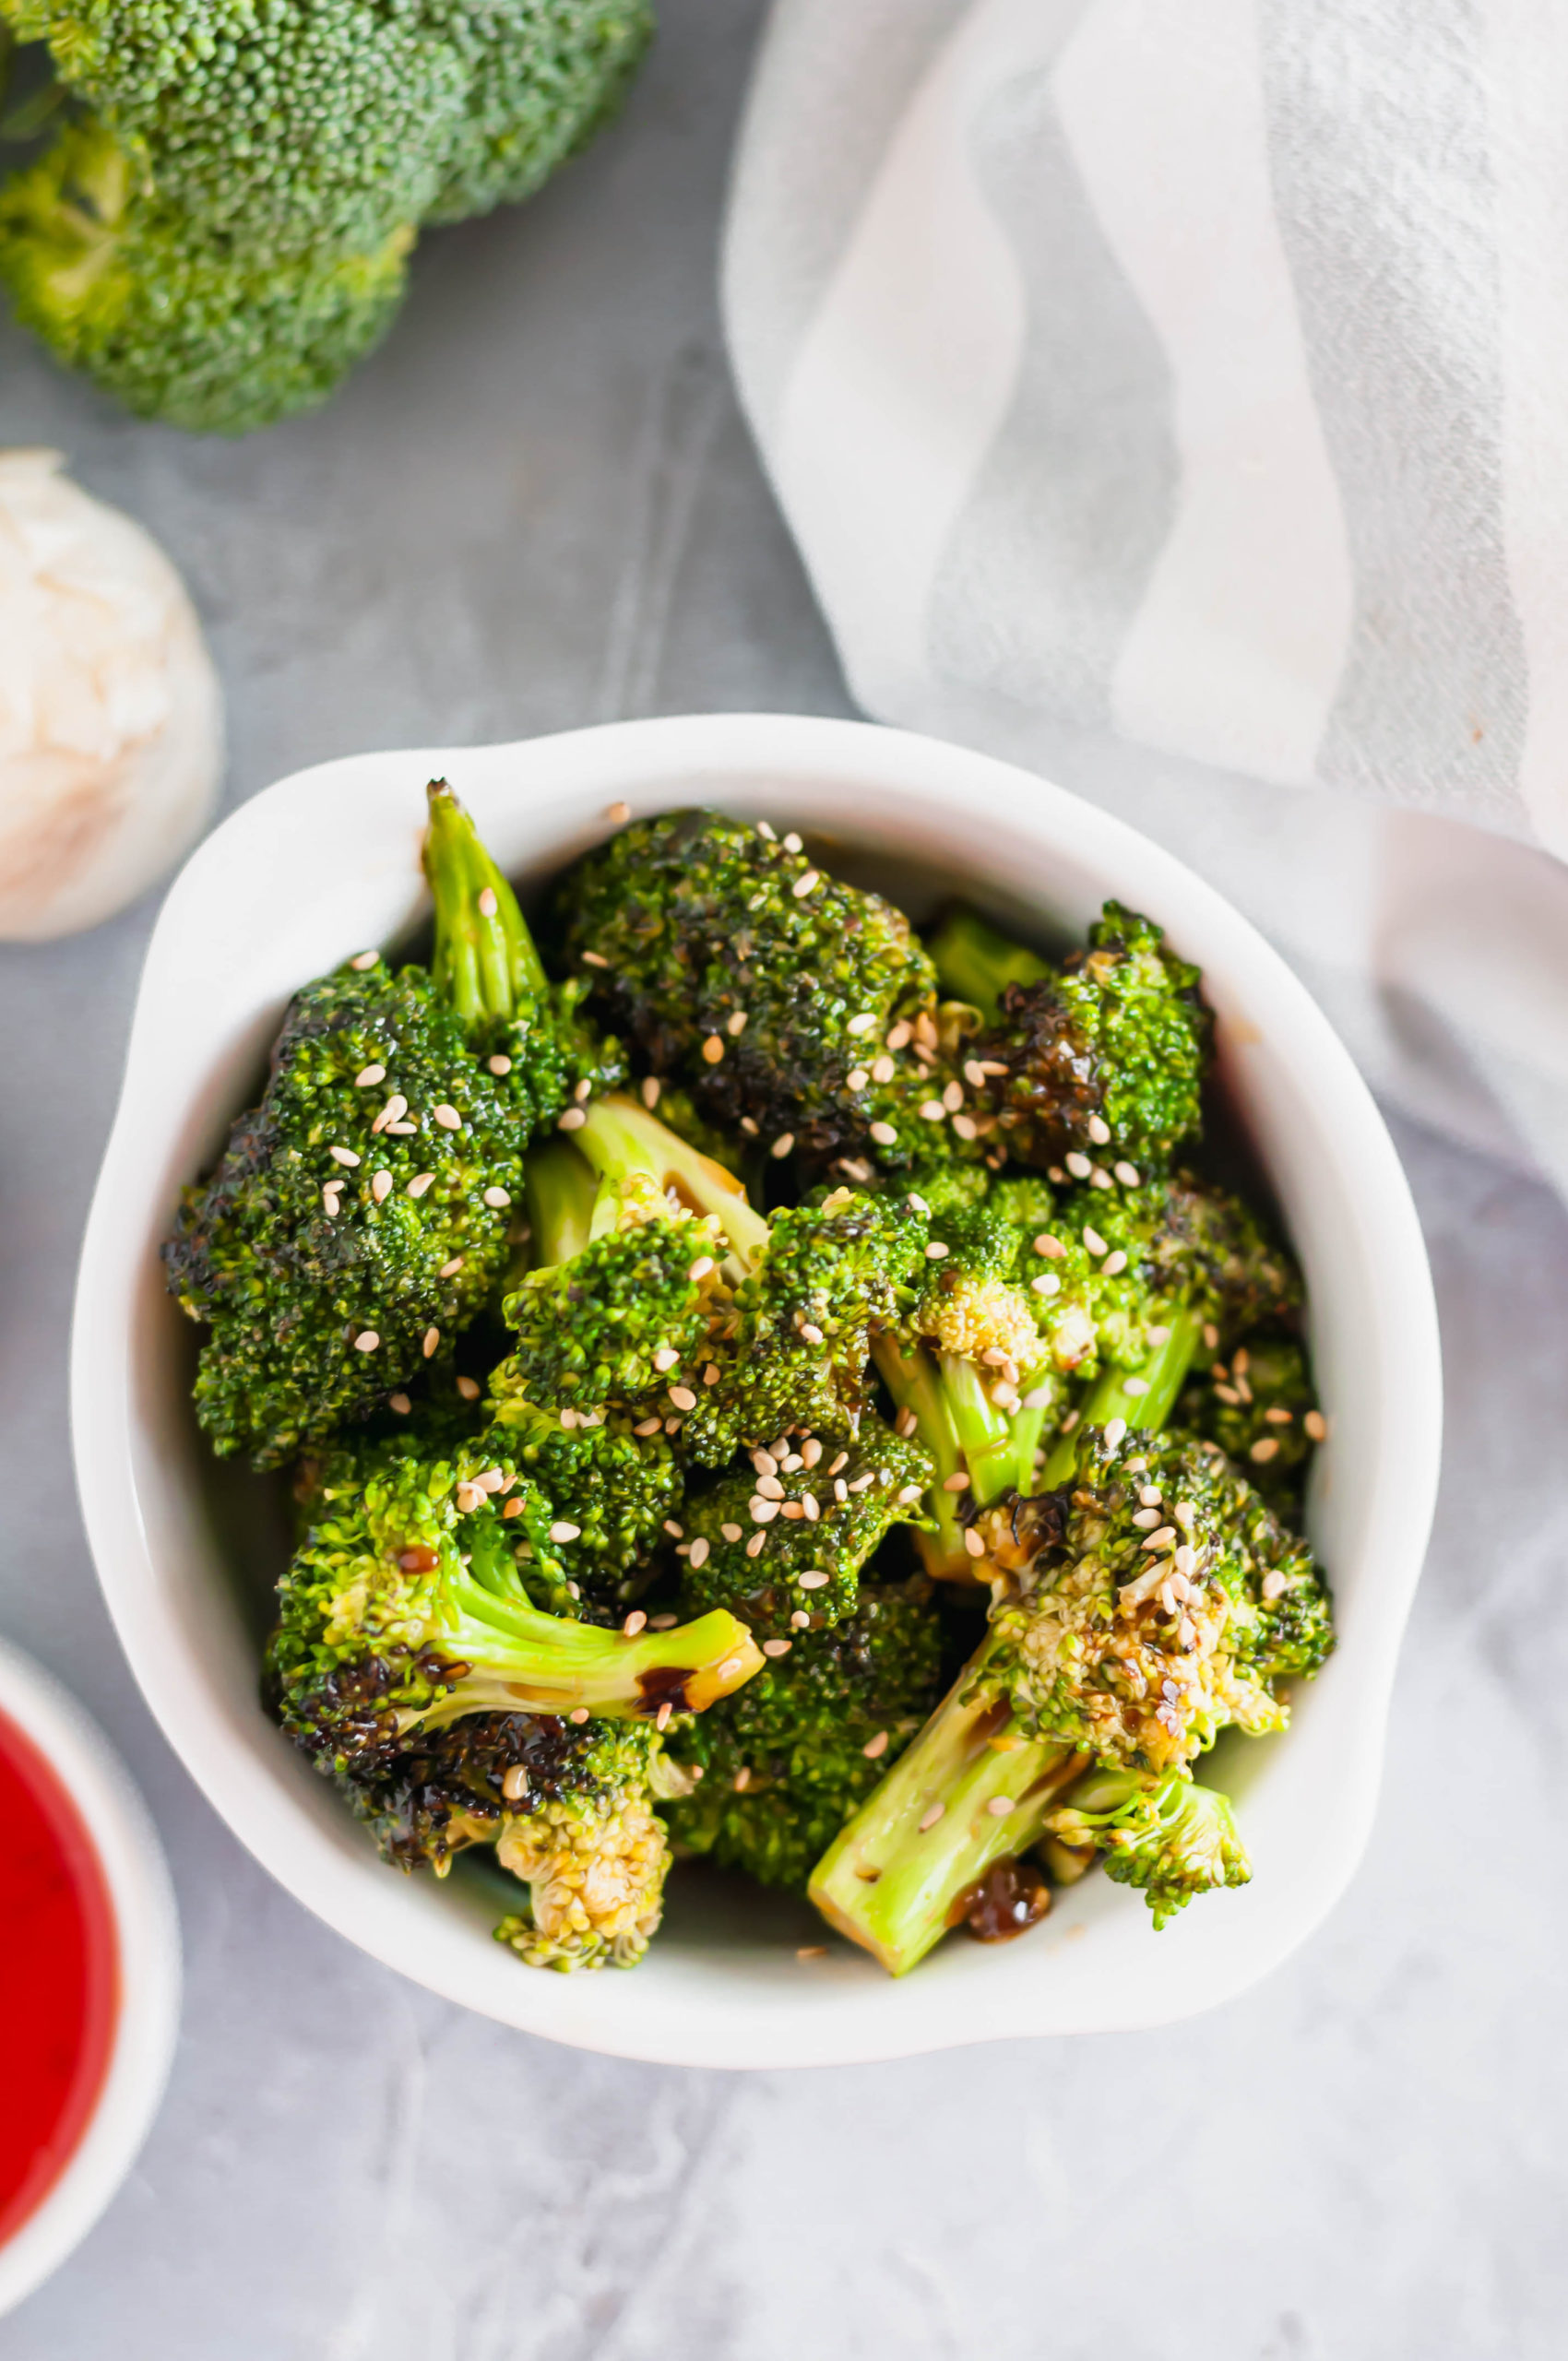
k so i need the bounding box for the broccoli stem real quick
[807,1644,1082,1975]
[1039,1305,1204,1488]
[871,1334,975,1576]
[572,1096,772,1266]
[418,1549,764,1726]
[424,778,549,1024]
[524,1140,599,1267]
[928,907,1051,1024]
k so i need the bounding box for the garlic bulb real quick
[0,450,223,940]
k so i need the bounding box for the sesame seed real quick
[422,1326,440,1357]
[1174,1544,1197,1576]
[1265,1406,1294,1425]
[992,1382,1020,1412]
[485,1056,514,1081]
[330,1145,362,1168]
[668,1385,697,1412]
[322,1188,341,1216]
[1022,1386,1052,1410]
[431,1105,461,1133]
[844,1012,880,1040]
[720,1522,743,1543]
[1203,1323,1220,1351]
[756,820,777,842]
[1233,1348,1251,1375]
[573,1077,593,1103]
[350,950,379,970]
[688,1255,715,1282]
[1035,1234,1065,1260]
[783,831,803,854]
[482,1185,511,1208]
[634,1416,662,1438]
[607,800,632,825]
[750,1499,779,1525]
[944,1471,971,1492]
[1133,1507,1160,1528]
[792,871,820,899]
[1114,1162,1141,1188]
[386,1121,418,1135]
[848,1471,875,1494]
[919,1803,945,1832]
[1213,1383,1241,1406]
[941,1080,964,1113]
[762,1637,792,1656]
[371,1170,393,1204]
[456,1483,482,1513]
[1123,1376,1149,1397]
[372,1094,408,1133]
[579,951,611,972]
[501,1496,524,1520]
[1091,1168,1113,1191]
[559,1406,580,1430]
[724,1010,748,1038]
[924,1240,950,1260]
[1101,1249,1128,1276]
[638,1076,662,1112]
[963,1529,986,1560]
[987,1796,1014,1817]
[1304,1409,1327,1442]
[662,1519,683,1539]
[570,1706,590,1724]
[543,1521,580,1545]
[654,1701,674,1733]
[1087,1113,1111,1145]
[389,1392,411,1416]
[1261,1570,1288,1602]
[1104,1417,1127,1448]
[558,1107,587,1132]
[478,886,499,918]
[354,1330,380,1352]
[1065,1152,1092,1179]
[455,1377,481,1402]
[771,1132,795,1159]
[952,1114,978,1140]
[1083,1227,1108,1256]
[1250,1437,1280,1464]
[681,1537,709,1573]
[885,1023,913,1054]
[800,1321,825,1345]
[648,1613,679,1631]
[1030,1273,1060,1298]
[652,1347,679,1372]
[920,1100,946,1122]
[1061,1409,1080,1433]
[619,1609,647,1637]
[846,1068,870,1093]
[866,1121,897,1147]
[834,1478,849,1503]
[355,1064,387,1091]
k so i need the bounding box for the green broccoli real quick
[676,1424,932,1636]
[663,1578,945,1892]
[1176,1332,1323,1512]
[0,1,653,429]
[163,781,618,1466]
[1040,1762,1250,1929]
[487,1395,684,1614]
[0,115,411,433]
[556,810,983,1178]
[266,1426,763,1780]
[808,1426,1331,1973]
[930,902,1209,1170]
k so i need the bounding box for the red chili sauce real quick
[0,1706,118,2247]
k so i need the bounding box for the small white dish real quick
[70,714,1440,2068]
[0,1640,180,2317]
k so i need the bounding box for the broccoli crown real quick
[976,902,1209,1169]
[555,809,981,1177]
[494,1775,671,1970]
[976,1427,1334,1774]
[422,0,654,225]
[1042,1762,1251,1928]
[678,1426,932,1635]
[664,1578,945,1892]
[496,1187,728,1418]
[163,955,556,1466]
[485,1394,683,1609]
[10,0,469,253]
[265,1428,763,1774]
[0,114,411,432]
[1176,1333,1320,1511]
[340,1703,654,1874]
[683,1183,929,1465]
[909,1169,1057,1370]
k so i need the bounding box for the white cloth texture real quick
[724,0,1568,1190]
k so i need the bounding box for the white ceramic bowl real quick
[0,1640,180,2317]
[71,714,1440,2068]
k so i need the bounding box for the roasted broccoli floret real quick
[502,1097,927,1465]
[163,782,611,1467]
[486,1395,683,1613]
[265,1425,762,1778]
[677,1424,932,1635]
[809,1426,1331,1974]
[1176,1333,1323,1511]
[663,1578,945,1892]
[1040,1762,1250,1929]
[556,809,984,1178]
[931,902,1209,1170]
[0,116,411,433]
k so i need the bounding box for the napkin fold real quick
[725,0,1568,1192]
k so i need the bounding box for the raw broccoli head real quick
[485,1394,684,1611]
[934,902,1209,1169]
[1042,1762,1251,1928]
[8,0,469,254]
[556,810,981,1177]
[265,1428,763,1778]
[677,1426,932,1636]
[1176,1333,1321,1512]
[422,0,655,225]
[663,1578,945,1892]
[0,116,412,433]
[164,958,540,1466]
[976,1426,1334,1774]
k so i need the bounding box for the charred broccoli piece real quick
[677,1425,932,1637]
[663,1579,945,1892]
[265,1428,763,1781]
[1176,1333,1323,1512]
[809,1426,1331,1973]
[163,782,617,1467]
[931,903,1209,1170]
[1041,1762,1250,1929]
[556,809,983,1178]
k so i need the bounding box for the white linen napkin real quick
[724,0,1568,1190]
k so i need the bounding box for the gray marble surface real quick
[1,6,1562,2353]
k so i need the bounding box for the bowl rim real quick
[0,1639,181,2318]
[70,712,1442,2067]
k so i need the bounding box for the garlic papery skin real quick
[0,450,224,941]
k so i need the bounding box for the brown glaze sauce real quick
[955,1857,1052,1943]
